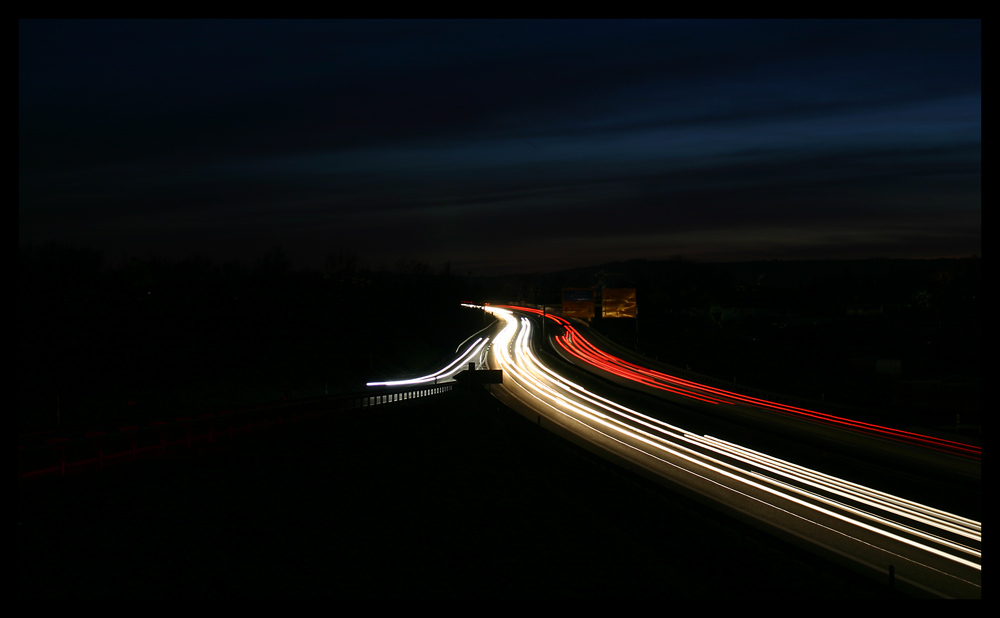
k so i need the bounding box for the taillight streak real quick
[501,305,980,461]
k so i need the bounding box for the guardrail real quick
[18,382,457,486]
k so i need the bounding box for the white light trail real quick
[484,306,981,587]
[366,336,490,387]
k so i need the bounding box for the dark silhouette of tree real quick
[254,245,291,279]
[323,250,359,283]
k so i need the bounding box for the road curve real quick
[480,304,981,599]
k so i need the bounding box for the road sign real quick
[602,288,637,318]
[562,288,595,318]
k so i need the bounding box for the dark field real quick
[19,246,489,433]
[19,388,908,599]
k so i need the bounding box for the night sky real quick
[19,19,981,276]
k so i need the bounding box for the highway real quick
[475,304,980,599]
[513,305,980,462]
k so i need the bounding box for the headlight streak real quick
[454,311,496,354]
[366,336,490,387]
[485,306,981,580]
[504,306,980,460]
[690,435,980,542]
[678,434,981,561]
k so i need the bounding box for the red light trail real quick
[501,305,981,461]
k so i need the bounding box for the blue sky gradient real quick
[19,19,981,275]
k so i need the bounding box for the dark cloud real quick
[19,19,981,274]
